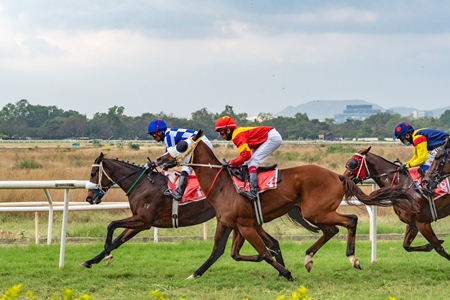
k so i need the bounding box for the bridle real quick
[346,152,401,186]
[87,160,148,199]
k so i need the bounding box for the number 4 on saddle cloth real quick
[162,168,280,204]
[408,167,450,200]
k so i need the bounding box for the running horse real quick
[80,152,305,275]
[344,147,450,261]
[156,130,416,281]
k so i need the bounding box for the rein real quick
[92,161,147,195]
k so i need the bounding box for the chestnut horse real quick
[423,138,450,192]
[80,152,305,274]
[156,131,416,281]
[344,147,450,261]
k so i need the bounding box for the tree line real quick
[1,99,450,141]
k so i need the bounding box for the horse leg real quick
[303,213,360,272]
[228,227,285,277]
[237,225,293,281]
[229,227,284,265]
[81,228,141,268]
[258,228,285,268]
[102,215,152,264]
[403,224,444,252]
[188,221,233,279]
[416,222,450,260]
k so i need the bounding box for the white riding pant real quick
[246,129,282,169]
[422,148,441,170]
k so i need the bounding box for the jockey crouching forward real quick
[148,119,213,201]
[214,116,282,201]
[393,121,449,176]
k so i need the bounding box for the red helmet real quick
[214,116,237,132]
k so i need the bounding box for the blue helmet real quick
[393,122,414,140]
[147,119,167,134]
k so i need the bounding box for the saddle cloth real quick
[232,169,279,193]
[409,167,450,200]
[162,170,206,205]
[162,169,279,204]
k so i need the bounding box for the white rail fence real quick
[0,180,378,267]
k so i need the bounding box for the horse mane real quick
[367,150,398,167]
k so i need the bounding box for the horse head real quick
[343,147,372,183]
[156,130,204,170]
[85,152,116,205]
[423,137,450,191]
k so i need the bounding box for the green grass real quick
[1,239,450,299]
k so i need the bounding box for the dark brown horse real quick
[80,152,302,275]
[156,131,416,281]
[423,138,450,191]
[343,147,450,261]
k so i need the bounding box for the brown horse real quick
[423,138,450,191]
[156,131,416,281]
[80,152,303,275]
[343,147,450,261]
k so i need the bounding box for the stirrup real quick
[164,189,181,201]
[240,190,257,201]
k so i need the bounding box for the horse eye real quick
[90,172,96,178]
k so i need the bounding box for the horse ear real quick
[194,129,203,140]
[176,141,189,152]
[361,147,371,154]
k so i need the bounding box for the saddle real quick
[229,165,281,193]
[229,164,280,182]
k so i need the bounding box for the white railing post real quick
[59,188,70,268]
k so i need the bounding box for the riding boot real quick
[241,172,258,201]
[249,172,258,200]
[171,171,189,201]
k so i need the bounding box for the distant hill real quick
[275,100,450,120]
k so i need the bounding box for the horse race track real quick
[1,239,449,300]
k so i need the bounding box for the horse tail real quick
[339,175,420,212]
[287,208,320,233]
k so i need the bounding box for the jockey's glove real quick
[145,161,158,169]
[399,163,408,173]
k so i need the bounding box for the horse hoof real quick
[80,262,91,269]
[186,274,199,280]
[305,261,313,272]
[105,255,113,265]
[354,259,362,270]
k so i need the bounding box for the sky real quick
[1,1,450,119]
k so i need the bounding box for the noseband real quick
[87,161,117,198]
[346,153,370,181]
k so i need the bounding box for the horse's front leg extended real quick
[403,224,443,252]
[188,221,233,279]
[103,215,151,263]
[81,228,140,268]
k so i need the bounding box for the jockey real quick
[214,116,282,200]
[147,119,213,201]
[393,121,449,174]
